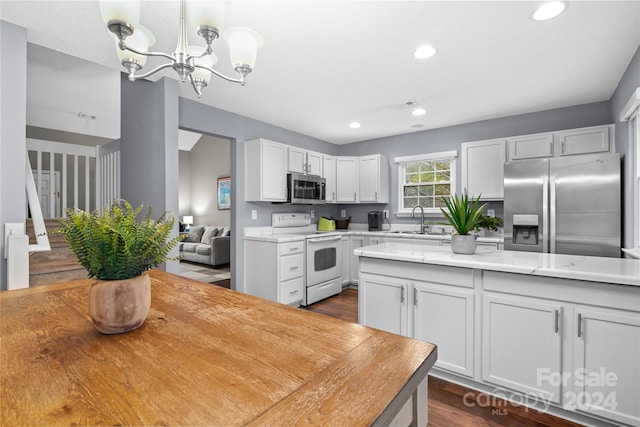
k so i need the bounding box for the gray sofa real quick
[179,225,230,267]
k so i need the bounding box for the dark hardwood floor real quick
[303,289,583,427]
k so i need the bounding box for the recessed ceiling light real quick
[413,45,437,60]
[532,2,566,21]
[349,121,361,129]
[412,108,426,116]
[411,124,425,129]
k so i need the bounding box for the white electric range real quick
[272,213,343,305]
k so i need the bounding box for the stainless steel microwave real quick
[287,173,326,204]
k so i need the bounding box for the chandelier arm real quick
[194,64,245,84]
[188,74,203,97]
[186,48,211,62]
[129,62,175,80]
[121,42,175,62]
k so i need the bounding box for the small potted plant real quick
[440,192,487,254]
[56,200,182,334]
[475,215,503,237]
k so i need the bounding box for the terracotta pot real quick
[450,234,477,254]
[89,274,151,334]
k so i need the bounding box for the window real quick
[395,150,457,214]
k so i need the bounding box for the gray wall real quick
[610,45,640,249]
[185,135,231,227]
[120,76,180,274]
[336,101,612,225]
[0,21,28,291]
[179,98,339,292]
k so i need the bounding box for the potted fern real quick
[440,192,487,254]
[56,200,182,334]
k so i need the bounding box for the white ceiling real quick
[1,1,639,145]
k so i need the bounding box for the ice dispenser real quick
[512,214,539,245]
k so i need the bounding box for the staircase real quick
[27,219,88,286]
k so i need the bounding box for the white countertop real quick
[243,226,503,244]
[354,242,640,287]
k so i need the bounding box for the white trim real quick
[619,87,640,122]
[394,150,458,164]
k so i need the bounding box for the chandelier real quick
[98,0,263,97]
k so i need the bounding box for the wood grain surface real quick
[1,270,436,426]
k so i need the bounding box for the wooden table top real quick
[1,270,437,426]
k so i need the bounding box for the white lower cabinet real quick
[340,236,350,286]
[358,260,640,427]
[349,236,365,284]
[482,294,563,404]
[359,273,408,336]
[414,283,475,378]
[244,239,304,306]
[573,306,640,426]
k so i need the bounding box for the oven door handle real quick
[307,235,342,243]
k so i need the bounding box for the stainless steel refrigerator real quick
[504,153,621,257]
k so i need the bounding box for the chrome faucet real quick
[410,205,425,234]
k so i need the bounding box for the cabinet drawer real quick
[280,253,304,281]
[280,277,304,305]
[279,241,304,255]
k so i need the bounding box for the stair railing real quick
[4,157,51,290]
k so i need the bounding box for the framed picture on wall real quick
[217,176,231,210]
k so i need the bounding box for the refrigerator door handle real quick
[542,175,549,253]
[550,176,557,253]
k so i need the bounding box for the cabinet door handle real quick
[353,192,357,201]
[554,309,559,333]
[289,290,299,295]
[413,287,417,307]
[400,286,405,304]
[577,313,583,338]
[375,191,378,200]
[289,266,299,270]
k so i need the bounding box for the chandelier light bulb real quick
[190,46,218,84]
[99,0,141,27]
[188,0,226,34]
[116,25,154,67]
[224,27,264,71]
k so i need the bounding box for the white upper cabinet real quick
[557,125,612,156]
[359,154,389,203]
[508,133,555,160]
[336,157,359,202]
[461,139,506,200]
[287,147,323,176]
[245,139,288,202]
[323,155,337,203]
[507,125,614,161]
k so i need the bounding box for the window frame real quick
[394,150,457,215]
[620,88,640,250]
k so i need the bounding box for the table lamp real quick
[183,216,194,231]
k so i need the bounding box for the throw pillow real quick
[185,226,205,243]
[221,226,231,237]
[201,226,219,244]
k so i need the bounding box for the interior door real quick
[32,171,60,218]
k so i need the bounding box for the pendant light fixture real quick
[98,0,263,97]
